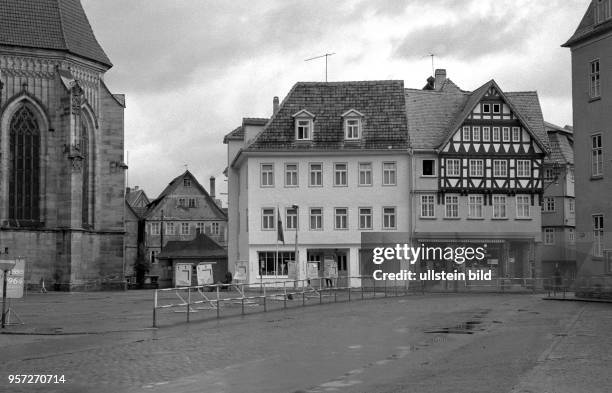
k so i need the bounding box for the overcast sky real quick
[82,0,588,204]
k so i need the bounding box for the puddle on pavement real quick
[425,320,484,335]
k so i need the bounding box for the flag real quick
[277,208,285,244]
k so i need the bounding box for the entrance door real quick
[337,253,348,287]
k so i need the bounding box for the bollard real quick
[152,290,158,328]
[302,290,305,307]
[283,282,287,309]
[373,278,376,298]
[361,282,364,300]
[241,298,245,316]
[216,285,220,319]
[264,295,267,312]
[348,284,351,302]
[334,287,337,303]
[187,288,191,323]
[384,279,387,297]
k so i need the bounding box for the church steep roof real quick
[563,1,612,47]
[0,0,112,67]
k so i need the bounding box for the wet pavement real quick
[0,291,610,392]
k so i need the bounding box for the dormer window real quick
[595,0,612,24]
[341,109,364,141]
[292,109,315,141]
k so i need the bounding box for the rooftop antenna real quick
[305,52,336,82]
[426,53,435,76]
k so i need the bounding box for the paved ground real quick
[0,290,610,393]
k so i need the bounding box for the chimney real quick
[273,96,279,115]
[134,186,139,191]
[125,187,131,194]
[209,176,216,199]
[434,69,446,89]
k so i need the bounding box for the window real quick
[468,195,483,218]
[543,197,555,212]
[502,127,510,142]
[462,126,470,141]
[472,126,480,142]
[261,164,274,187]
[445,195,459,218]
[178,198,186,207]
[569,199,575,214]
[420,195,435,218]
[493,195,507,218]
[592,134,603,176]
[258,251,295,276]
[285,163,298,187]
[590,59,601,98]
[446,159,460,176]
[593,215,604,257]
[359,207,372,230]
[422,159,436,176]
[512,127,521,142]
[310,208,323,230]
[482,127,491,142]
[183,178,191,187]
[493,103,501,114]
[334,163,348,186]
[469,159,483,177]
[516,195,530,218]
[359,163,372,185]
[492,127,500,142]
[309,163,323,186]
[166,222,175,235]
[196,222,205,234]
[262,208,275,230]
[482,103,490,113]
[595,0,612,24]
[544,228,555,245]
[517,160,531,177]
[286,207,298,230]
[493,160,507,177]
[150,250,158,264]
[150,222,160,235]
[544,168,556,181]
[188,198,196,208]
[211,222,220,235]
[181,222,190,235]
[296,119,312,140]
[383,162,397,185]
[568,167,575,182]
[345,118,361,140]
[334,208,348,229]
[383,207,397,229]
[569,228,575,245]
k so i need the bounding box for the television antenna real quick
[305,52,335,82]
[422,53,435,76]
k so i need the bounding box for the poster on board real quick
[174,263,192,287]
[307,262,319,279]
[234,261,248,281]
[0,259,25,299]
[196,263,214,285]
[323,258,338,278]
[287,261,297,280]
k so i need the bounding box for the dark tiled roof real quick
[223,126,244,143]
[563,1,612,47]
[126,189,149,207]
[404,89,469,149]
[545,122,574,165]
[505,91,549,151]
[223,118,268,143]
[0,0,112,67]
[157,233,227,259]
[247,81,409,151]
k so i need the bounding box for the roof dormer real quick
[292,109,315,141]
[341,109,364,140]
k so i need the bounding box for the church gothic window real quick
[81,119,91,228]
[9,105,40,223]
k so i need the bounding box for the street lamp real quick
[292,205,299,286]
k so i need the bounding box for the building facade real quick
[563,0,612,278]
[225,82,410,287]
[540,122,576,282]
[407,71,548,280]
[0,0,126,290]
[143,171,227,287]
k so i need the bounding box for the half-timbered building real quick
[407,70,549,279]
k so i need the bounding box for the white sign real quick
[307,262,319,279]
[196,263,214,285]
[287,261,297,280]
[234,261,248,281]
[174,263,192,287]
[323,258,338,278]
[0,259,25,299]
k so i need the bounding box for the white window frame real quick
[262,208,275,230]
[590,59,601,98]
[188,198,197,208]
[469,159,483,177]
[516,195,530,218]
[344,118,361,140]
[493,160,507,177]
[334,163,348,186]
[543,197,555,212]
[211,222,220,235]
[472,126,480,142]
[334,207,348,230]
[544,228,555,245]
[492,127,500,142]
[166,222,175,235]
[150,222,160,235]
[493,103,501,114]
[502,127,510,142]
[593,214,604,257]
[261,163,274,187]
[309,163,323,187]
[446,159,460,177]
[420,195,435,218]
[462,126,470,141]
[482,127,491,142]
[569,228,576,245]
[196,222,205,234]
[286,207,298,230]
[383,207,397,229]
[569,199,575,214]
[285,163,298,187]
[382,162,397,186]
[493,195,507,218]
[180,222,190,235]
[468,195,483,218]
[516,160,531,178]
[359,162,373,186]
[359,207,373,230]
[296,118,313,140]
[309,208,323,230]
[482,103,490,114]
[445,195,459,218]
[512,127,521,142]
[592,134,603,177]
[422,159,436,177]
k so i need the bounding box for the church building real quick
[0,0,126,290]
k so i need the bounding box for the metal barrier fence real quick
[152,275,548,327]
